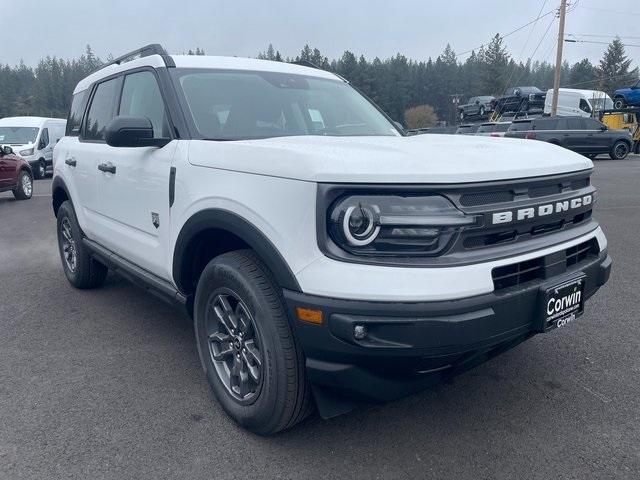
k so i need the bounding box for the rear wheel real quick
[478,106,486,117]
[194,250,311,435]
[613,97,626,110]
[56,201,108,289]
[609,140,630,160]
[12,170,32,200]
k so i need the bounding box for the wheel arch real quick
[172,209,301,296]
[52,176,70,217]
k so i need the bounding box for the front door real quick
[91,70,177,279]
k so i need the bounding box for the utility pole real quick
[550,0,567,117]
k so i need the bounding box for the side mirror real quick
[105,116,169,148]
[600,125,607,131]
[2,145,13,155]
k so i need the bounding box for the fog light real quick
[353,324,367,340]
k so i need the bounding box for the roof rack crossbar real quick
[108,44,174,68]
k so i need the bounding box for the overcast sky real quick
[2,0,638,68]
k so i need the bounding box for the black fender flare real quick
[172,209,301,293]
[51,176,71,216]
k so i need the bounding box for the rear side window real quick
[66,91,88,136]
[83,78,120,141]
[508,121,533,131]
[534,119,558,130]
[495,123,510,132]
[476,124,495,133]
[119,71,169,138]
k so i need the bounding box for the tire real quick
[520,99,529,112]
[609,140,630,160]
[56,201,108,289]
[12,170,33,200]
[194,249,311,435]
[613,97,626,110]
[479,106,486,117]
[34,160,46,180]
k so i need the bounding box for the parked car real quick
[505,116,633,159]
[0,117,66,179]
[52,44,611,434]
[455,124,480,135]
[0,145,33,200]
[612,79,640,109]
[475,122,511,137]
[458,96,494,120]
[419,125,458,134]
[543,89,613,117]
[491,86,546,115]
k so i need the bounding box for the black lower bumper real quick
[284,251,611,417]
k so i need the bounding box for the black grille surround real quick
[317,169,599,268]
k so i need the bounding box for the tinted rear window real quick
[66,90,88,136]
[495,123,511,132]
[534,119,558,130]
[476,124,496,133]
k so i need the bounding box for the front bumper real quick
[284,251,611,416]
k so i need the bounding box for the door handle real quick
[98,162,116,174]
[65,158,77,167]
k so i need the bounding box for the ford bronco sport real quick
[52,45,612,434]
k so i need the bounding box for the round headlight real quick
[342,204,380,246]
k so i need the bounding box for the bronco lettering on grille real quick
[491,194,592,225]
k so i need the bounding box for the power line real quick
[567,33,640,40]
[565,39,640,48]
[455,7,557,57]
[576,5,640,17]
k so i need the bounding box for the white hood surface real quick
[188,134,593,184]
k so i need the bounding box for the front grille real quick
[492,238,599,290]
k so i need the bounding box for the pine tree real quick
[479,34,510,95]
[597,37,639,93]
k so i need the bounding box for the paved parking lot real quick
[1,159,639,480]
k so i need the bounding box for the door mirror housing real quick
[2,145,13,155]
[105,116,170,148]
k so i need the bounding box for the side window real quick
[66,91,88,136]
[585,118,603,130]
[84,78,120,141]
[119,71,168,138]
[39,128,49,149]
[566,118,583,130]
[579,99,591,113]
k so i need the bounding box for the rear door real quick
[92,69,177,278]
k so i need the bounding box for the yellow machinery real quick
[599,108,640,154]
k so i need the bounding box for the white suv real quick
[52,45,612,434]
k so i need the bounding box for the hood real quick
[188,134,592,184]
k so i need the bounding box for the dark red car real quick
[0,145,33,200]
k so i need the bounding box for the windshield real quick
[0,126,39,144]
[171,69,399,140]
[588,97,614,110]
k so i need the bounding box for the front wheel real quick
[12,170,32,200]
[56,201,108,288]
[34,160,46,179]
[609,140,630,160]
[194,250,311,435]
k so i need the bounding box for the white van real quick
[0,117,66,179]
[544,89,614,118]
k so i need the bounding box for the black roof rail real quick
[290,59,320,69]
[108,44,175,68]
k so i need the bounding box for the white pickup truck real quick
[52,44,612,434]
